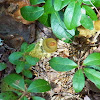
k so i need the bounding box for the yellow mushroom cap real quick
[43,38,57,53]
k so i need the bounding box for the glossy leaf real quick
[82,5,97,21]
[73,69,85,93]
[30,0,45,5]
[38,13,50,27]
[77,0,83,5]
[21,96,28,100]
[44,0,55,14]
[80,14,94,30]
[83,53,100,66]
[61,0,71,9]
[22,70,33,78]
[9,52,23,64]
[86,65,100,71]
[25,43,35,52]
[49,57,78,72]
[51,12,75,43]
[84,68,100,89]
[21,42,28,52]
[32,96,45,100]
[54,0,62,11]
[16,61,25,73]
[0,63,7,71]
[4,74,25,91]
[21,6,44,21]
[25,55,39,65]
[64,1,81,30]
[27,79,51,93]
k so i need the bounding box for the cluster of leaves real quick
[0,42,51,100]
[20,0,99,43]
[49,52,100,92]
[8,42,39,78]
[0,74,51,100]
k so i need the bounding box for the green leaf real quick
[93,0,100,7]
[25,79,32,86]
[38,13,50,27]
[84,68,100,89]
[51,12,75,43]
[16,61,25,73]
[73,69,85,93]
[0,92,18,100]
[83,53,100,66]
[61,0,71,9]
[0,63,7,71]
[44,0,55,14]
[77,0,83,5]
[9,52,23,64]
[54,0,62,11]
[64,1,81,30]
[21,42,28,52]
[25,55,39,65]
[25,43,35,52]
[27,79,51,93]
[80,14,94,30]
[32,96,45,100]
[49,57,78,72]
[21,6,44,21]
[30,0,45,5]
[4,74,25,91]
[86,65,100,71]
[21,96,28,100]
[22,69,33,78]
[82,5,97,21]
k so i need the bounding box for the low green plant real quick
[0,62,7,71]
[20,0,99,43]
[8,42,39,78]
[0,74,51,100]
[49,52,100,92]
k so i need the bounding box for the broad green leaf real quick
[49,57,78,72]
[83,53,100,66]
[32,96,45,100]
[84,68,100,89]
[25,79,32,86]
[73,69,85,93]
[93,0,100,7]
[22,70,33,78]
[61,0,71,9]
[4,74,25,91]
[21,96,28,100]
[77,0,83,5]
[0,63,7,71]
[21,6,44,21]
[51,12,75,43]
[16,61,25,73]
[54,0,62,11]
[9,52,23,64]
[24,62,31,69]
[86,65,100,71]
[64,1,81,30]
[44,0,55,14]
[25,43,35,52]
[30,0,45,5]
[0,92,18,100]
[80,14,93,30]
[27,79,51,93]
[25,55,39,65]
[21,42,28,52]
[82,5,97,21]
[38,13,50,27]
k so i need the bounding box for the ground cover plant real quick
[0,0,100,100]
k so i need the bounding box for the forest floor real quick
[0,0,100,100]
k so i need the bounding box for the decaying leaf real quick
[78,20,100,38]
[6,0,34,24]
